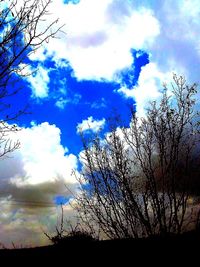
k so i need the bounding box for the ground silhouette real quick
[0,230,199,264]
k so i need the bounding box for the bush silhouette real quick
[46,228,96,246]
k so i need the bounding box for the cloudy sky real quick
[0,0,200,247]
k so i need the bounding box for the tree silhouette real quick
[74,74,200,239]
[0,0,61,157]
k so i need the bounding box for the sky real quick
[0,0,200,247]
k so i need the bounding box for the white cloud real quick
[55,97,68,110]
[22,0,200,106]
[8,122,77,186]
[115,0,200,117]
[118,63,171,118]
[0,122,79,210]
[25,65,50,98]
[77,116,106,133]
[0,122,79,247]
[29,0,160,81]
[141,0,200,84]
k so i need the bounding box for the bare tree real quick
[0,0,62,157]
[74,74,200,239]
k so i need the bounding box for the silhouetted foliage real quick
[74,74,200,239]
[0,0,61,157]
[44,205,97,245]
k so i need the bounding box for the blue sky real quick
[11,49,148,155]
[1,0,200,247]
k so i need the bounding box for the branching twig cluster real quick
[74,74,200,239]
[0,0,61,157]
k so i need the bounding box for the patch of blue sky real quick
[81,171,124,201]
[118,50,149,88]
[0,71,31,127]
[4,49,149,156]
[24,74,134,154]
[0,12,31,69]
[0,16,33,124]
[54,195,70,205]
[63,0,80,5]
[131,0,157,9]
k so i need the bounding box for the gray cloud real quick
[69,31,108,48]
[147,0,200,83]
[0,122,79,247]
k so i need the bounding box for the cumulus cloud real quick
[137,0,200,84]
[77,116,106,133]
[7,122,77,186]
[24,65,50,98]
[29,0,160,81]
[118,62,171,117]
[0,122,79,246]
[0,121,78,225]
[21,0,200,111]
[115,0,200,116]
